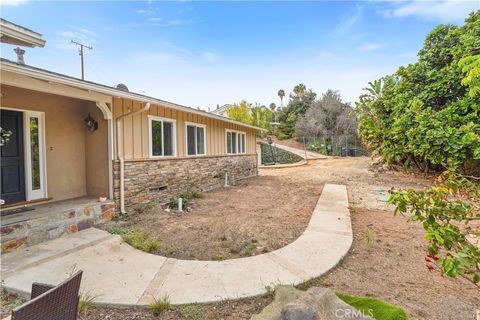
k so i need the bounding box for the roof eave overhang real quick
[0,26,46,48]
[0,60,266,132]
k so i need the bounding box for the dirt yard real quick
[101,174,321,260]
[101,157,431,261]
[3,157,479,319]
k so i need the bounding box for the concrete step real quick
[1,199,115,254]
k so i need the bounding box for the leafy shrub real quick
[389,170,480,284]
[356,11,480,284]
[306,140,323,152]
[121,229,159,253]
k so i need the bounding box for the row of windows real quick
[148,116,247,158]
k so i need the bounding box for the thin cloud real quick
[202,52,219,63]
[0,0,27,6]
[332,4,364,36]
[54,28,97,51]
[135,9,156,15]
[146,18,200,27]
[382,0,479,22]
[358,43,384,52]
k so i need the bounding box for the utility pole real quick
[71,40,92,80]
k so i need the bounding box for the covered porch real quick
[1,69,115,252]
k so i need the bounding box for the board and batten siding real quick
[113,98,257,160]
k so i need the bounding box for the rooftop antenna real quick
[71,40,92,80]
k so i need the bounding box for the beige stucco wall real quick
[0,85,109,201]
[113,98,258,160]
[85,103,109,198]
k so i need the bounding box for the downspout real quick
[115,102,151,214]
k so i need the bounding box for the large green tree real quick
[296,89,356,142]
[226,101,272,134]
[277,84,317,139]
[356,11,480,285]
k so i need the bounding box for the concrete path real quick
[273,143,327,160]
[1,184,352,306]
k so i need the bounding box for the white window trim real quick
[184,122,207,157]
[148,115,177,158]
[225,129,247,155]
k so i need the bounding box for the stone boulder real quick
[252,286,372,320]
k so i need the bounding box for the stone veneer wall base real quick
[114,154,258,212]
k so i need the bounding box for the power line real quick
[71,40,92,80]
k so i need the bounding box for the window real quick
[186,123,206,156]
[226,130,246,154]
[149,116,176,157]
[29,116,40,190]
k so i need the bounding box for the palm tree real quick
[277,89,285,108]
[269,102,276,111]
[293,83,306,97]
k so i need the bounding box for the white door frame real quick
[1,107,48,201]
[24,111,47,201]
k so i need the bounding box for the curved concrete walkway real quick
[1,184,352,306]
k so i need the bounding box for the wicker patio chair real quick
[10,270,83,320]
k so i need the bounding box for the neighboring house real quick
[0,21,263,215]
[210,103,234,118]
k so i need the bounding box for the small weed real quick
[264,284,275,296]
[240,242,257,257]
[78,291,97,318]
[179,303,204,320]
[138,200,158,213]
[10,296,27,309]
[229,246,241,254]
[363,227,375,248]
[229,239,259,257]
[189,190,204,199]
[263,281,283,296]
[111,214,128,222]
[169,190,204,209]
[212,254,225,261]
[107,226,128,235]
[148,295,171,316]
[122,229,160,253]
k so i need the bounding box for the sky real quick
[1,0,478,111]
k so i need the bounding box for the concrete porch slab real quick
[1,183,352,306]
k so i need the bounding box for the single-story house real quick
[0,20,263,251]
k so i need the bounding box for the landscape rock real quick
[252,286,372,320]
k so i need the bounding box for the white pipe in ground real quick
[178,197,183,212]
[224,171,229,187]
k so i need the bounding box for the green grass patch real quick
[336,292,409,320]
[107,226,128,235]
[121,229,160,253]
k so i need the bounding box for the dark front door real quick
[1,110,26,204]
